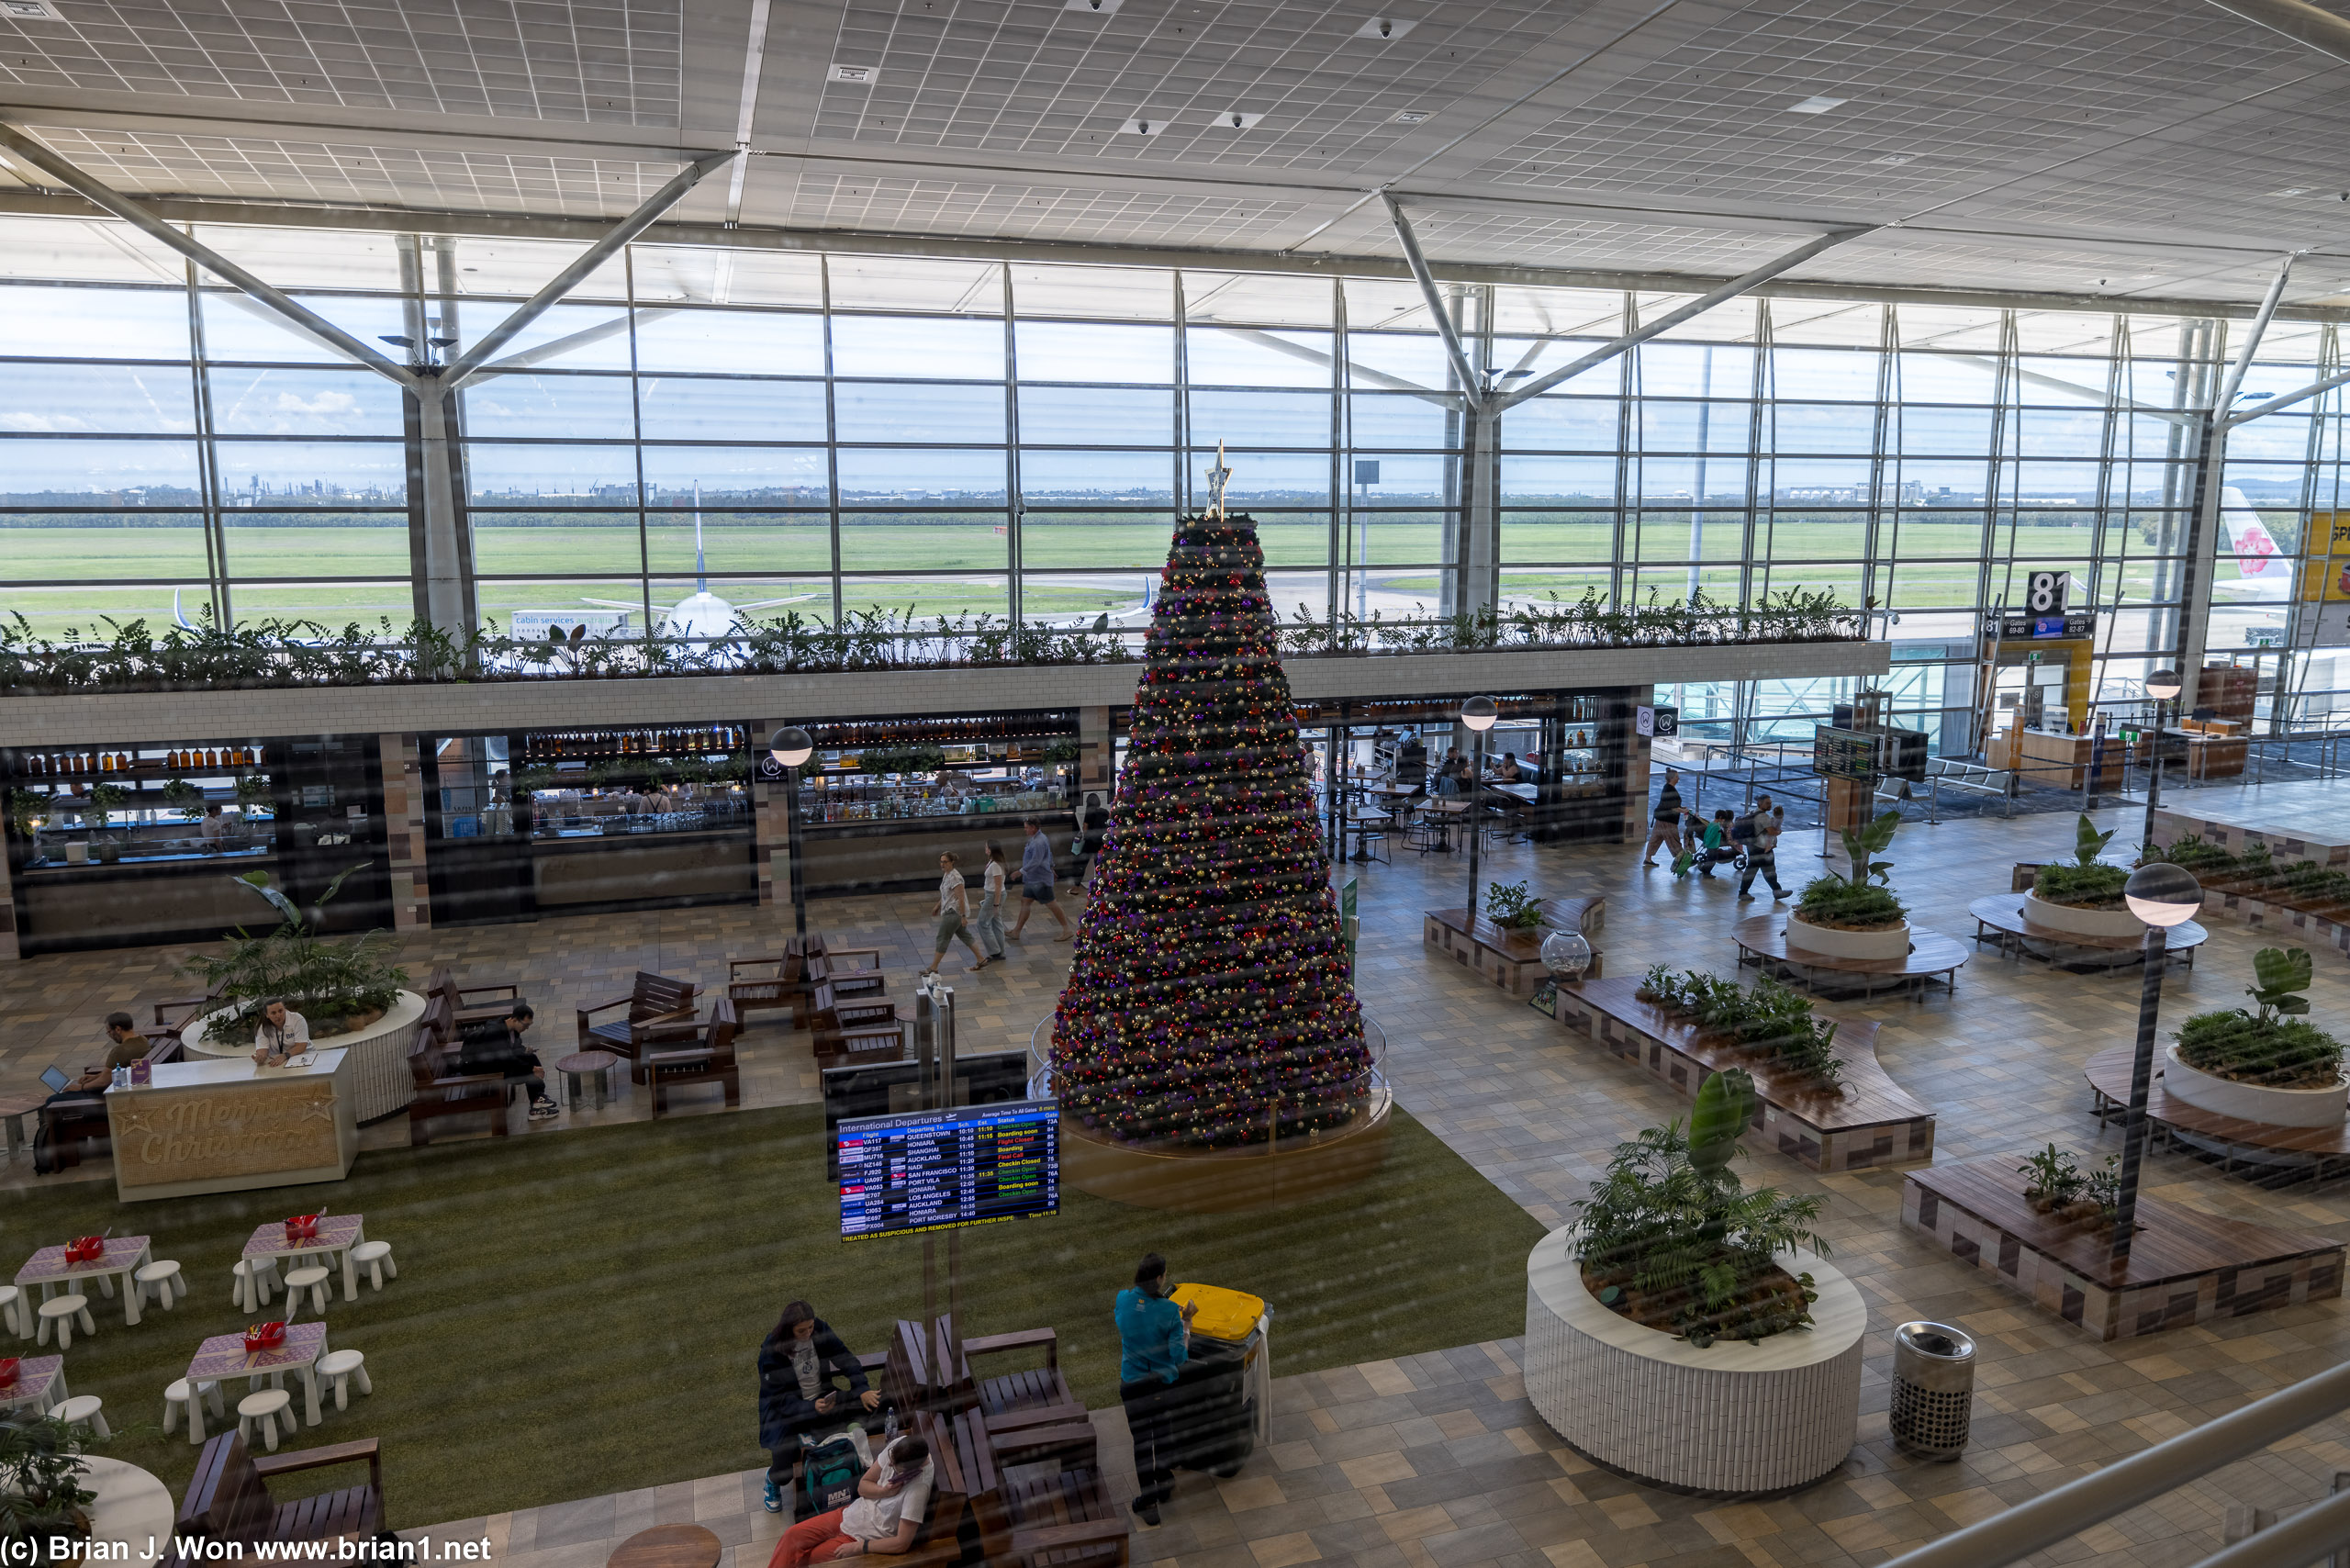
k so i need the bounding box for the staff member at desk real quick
[198,803,232,850]
[249,999,310,1066]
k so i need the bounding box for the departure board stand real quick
[911,980,965,1332]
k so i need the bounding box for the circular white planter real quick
[2164,1043,2347,1128]
[185,990,426,1123]
[2020,890,2143,940]
[1524,1227,1863,1496]
[1785,913,1911,961]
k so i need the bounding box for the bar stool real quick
[315,1350,371,1411]
[0,1284,27,1339]
[53,1394,109,1439]
[135,1260,185,1312]
[36,1295,94,1350]
[237,1388,293,1452]
[281,1264,332,1315]
[163,1378,225,1441]
[349,1240,397,1292]
[230,1258,279,1313]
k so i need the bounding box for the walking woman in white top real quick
[923,851,988,977]
[972,843,1009,960]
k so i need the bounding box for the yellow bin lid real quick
[1170,1282,1264,1343]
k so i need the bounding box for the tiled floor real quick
[16,794,2350,1566]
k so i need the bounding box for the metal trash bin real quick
[1890,1320,1976,1460]
[1165,1283,1271,1479]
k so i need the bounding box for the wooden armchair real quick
[725,938,810,1026]
[932,1406,1128,1568]
[795,949,884,1027]
[934,1314,1080,1427]
[405,1026,510,1146]
[427,964,522,1031]
[151,978,229,1036]
[173,1432,383,1552]
[576,970,699,1079]
[887,1318,1085,1436]
[644,996,742,1116]
[811,985,902,1071]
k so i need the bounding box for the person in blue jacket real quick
[1113,1252,1196,1526]
[758,1301,879,1518]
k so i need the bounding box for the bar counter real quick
[106,1047,360,1202]
[800,811,1076,896]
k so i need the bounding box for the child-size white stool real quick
[135,1260,185,1312]
[36,1294,94,1350]
[236,1388,293,1452]
[281,1264,332,1315]
[315,1350,372,1411]
[0,1285,26,1339]
[230,1258,280,1313]
[163,1378,225,1442]
[349,1240,397,1292]
[52,1394,109,1439]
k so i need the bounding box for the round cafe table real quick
[608,1524,722,1568]
[82,1458,175,1560]
[557,1050,622,1111]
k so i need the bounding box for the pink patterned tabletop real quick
[188,1322,326,1383]
[241,1215,363,1258]
[17,1238,150,1285]
[0,1356,64,1408]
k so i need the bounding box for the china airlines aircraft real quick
[2215,487,2295,603]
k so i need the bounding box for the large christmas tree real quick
[1050,504,1371,1149]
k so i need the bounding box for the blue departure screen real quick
[837,1098,1060,1240]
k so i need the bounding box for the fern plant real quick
[2033,813,2129,907]
[1637,964,1844,1087]
[2174,946,2344,1090]
[1795,808,1908,930]
[178,868,408,1045]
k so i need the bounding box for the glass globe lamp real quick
[767,726,814,768]
[2124,861,2201,927]
[1540,929,1593,981]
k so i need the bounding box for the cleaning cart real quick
[1164,1282,1273,1479]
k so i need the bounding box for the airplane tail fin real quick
[173,588,198,631]
[2220,488,2286,577]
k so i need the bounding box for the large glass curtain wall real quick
[3,216,2344,739]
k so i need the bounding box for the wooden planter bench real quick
[1546,975,1934,1172]
[1423,895,1604,996]
[1903,1154,2343,1340]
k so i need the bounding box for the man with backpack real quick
[1734,796,1789,901]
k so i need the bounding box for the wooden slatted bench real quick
[1904,1153,2344,1339]
[1423,896,1606,996]
[1547,975,1934,1172]
[1732,913,1967,1002]
[173,1432,384,1553]
[2083,1043,2350,1182]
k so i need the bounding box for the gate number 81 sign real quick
[2026,570,2070,615]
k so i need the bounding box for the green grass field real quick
[0,511,2257,639]
[6,1103,1543,1528]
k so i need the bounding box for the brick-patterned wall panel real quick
[380,733,430,932]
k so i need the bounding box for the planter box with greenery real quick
[1523,1073,1864,1494]
[2164,947,2346,1128]
[1789,810,1910,960]
[1637,965,1843,1091]
[2021,815,2143,939]
[2145,836,2350,958]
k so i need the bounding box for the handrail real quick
[2196,1485,2350,1568]
[1880,1358,2350,1568]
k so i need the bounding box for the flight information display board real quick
[1812,726,1877,781]
[837,1098,1060,1241]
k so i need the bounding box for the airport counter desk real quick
[106,1048,361,1203]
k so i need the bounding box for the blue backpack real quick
[800,1430,865,1518]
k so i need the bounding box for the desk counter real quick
[106,1049,359,1202]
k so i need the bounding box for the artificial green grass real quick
[4,1103,1543,1529]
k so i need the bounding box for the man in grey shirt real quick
[1009,815,1074,942]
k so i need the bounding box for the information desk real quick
[106,1048,360,1202]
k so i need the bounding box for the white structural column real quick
[413,377,464,646]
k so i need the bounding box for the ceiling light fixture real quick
[1872,152,1913,165]
[1391,109,1431,123]
[1120,117,1164,135]
[2269,187,2310,196]
[1355,17,1418,39]
[1064,0,1123,12]
[3,1,56,15]
[828,63,878,84]
[1788,95,1846,114]
[1220,110,1263,129]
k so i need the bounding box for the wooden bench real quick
[812,986,903,1070]
[576,970,699,1081]
[2084,1043,2350,1180]
[173,1431,384,1551]
[797,951,886,1028]
[930,1406,1128,1568]
[406,1026,511,1146]
[1731,913,1968,1001]
[1422,896,1606,996]
[1970,895,2206,969]
[1905,1153,2343,1340]
[726,937,819,1026]
[645,997,741,1116]
[427,964,522,1031]
[1548,975,1935,1173]
[885,1318,1086,1437]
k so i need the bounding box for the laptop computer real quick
[39,1065,71,1094]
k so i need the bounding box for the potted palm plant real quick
[2164,947,2346,1127]
[1787,809,1911,959]
[2024,814,2141,938]
[0,1413,100,1564]
[179,867,411,1047]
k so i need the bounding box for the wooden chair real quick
[932,1406,1128,1568]
[725,937,811,1026]
[811,986,902,1071]
[33,1095,108,1173]
[172,1432,383,1553]
[794,949,885,1027]
[150,978,229,1036]
[934,1315,1080,1428]
[427,964,522,1030]
[644,997,742,1117]
[576,970,699,1079]
[405,1026,510,1146]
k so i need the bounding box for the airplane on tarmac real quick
[2215,487,2297,605]
[581,486,820,639]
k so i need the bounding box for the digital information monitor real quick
[837,1098,1060,1241]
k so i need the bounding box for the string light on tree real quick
[1050,449,1372,1148]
